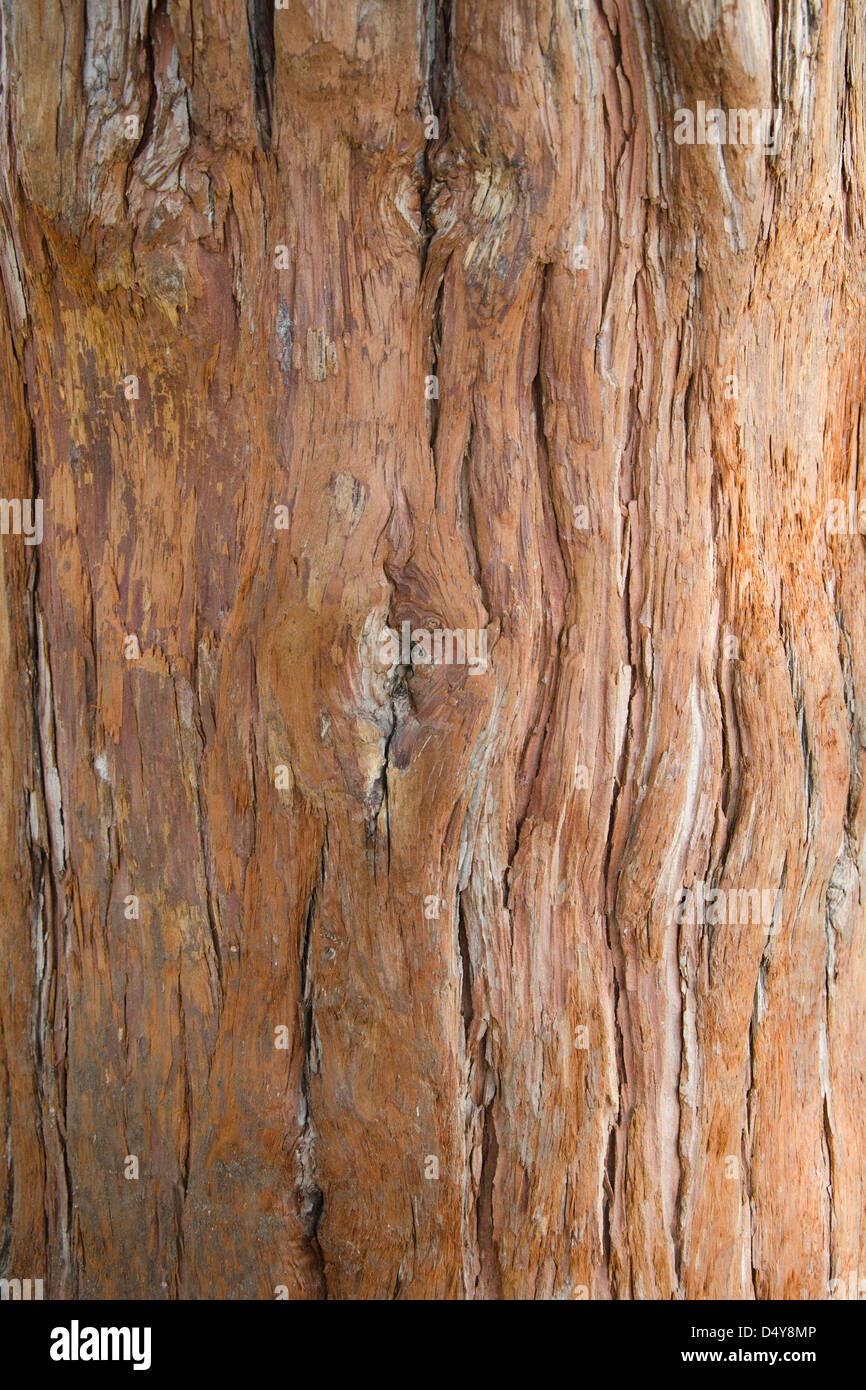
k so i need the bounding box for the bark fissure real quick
[297,834,328,1298]
[123,0,161,213]
[246,0,275,155]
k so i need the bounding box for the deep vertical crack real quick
[123,0,162,213]
[246,0,275,154]
[297,832,328,1297]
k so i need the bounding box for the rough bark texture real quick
[1,0,865,1301]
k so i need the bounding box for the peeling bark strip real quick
[0,0,864,1302]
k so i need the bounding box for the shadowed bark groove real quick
[0,0,864,1300]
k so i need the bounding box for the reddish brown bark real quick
[1,0,865,1300]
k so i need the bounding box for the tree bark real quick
[1,0,865,1300]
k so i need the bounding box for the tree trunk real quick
[1,0,864,1301]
